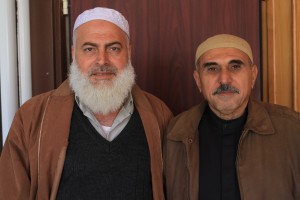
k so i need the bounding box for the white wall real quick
[0,0,19,145]
[0,0,32,145]
[18,0,32,105]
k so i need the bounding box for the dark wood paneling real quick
[70,0,261,115]
[53,0,69,86]
[30,0,55,94]
[30,0,67,96]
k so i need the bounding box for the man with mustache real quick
[164,34,300,200]
[0,7,172,199]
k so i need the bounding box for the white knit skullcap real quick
[73,7,130,38]
[195,34,253,65]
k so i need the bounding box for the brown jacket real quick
[164,99,300,200]
[0,80,173,200]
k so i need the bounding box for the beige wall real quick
[262,0,300,112]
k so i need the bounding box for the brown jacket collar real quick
[167,99,275,142]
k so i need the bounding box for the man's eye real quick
[207,66,218,71]
[84,47,94,52]
[109,46,121,52]
[231,64,241,70]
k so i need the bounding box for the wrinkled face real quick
[194,47,258,120]
[72,20,130,85]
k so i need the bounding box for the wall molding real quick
[262,0,299,112]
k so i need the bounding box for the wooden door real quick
[69,0,261,115]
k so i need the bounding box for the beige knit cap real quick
[195,34,253,65]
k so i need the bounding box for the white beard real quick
[69,60,136,115]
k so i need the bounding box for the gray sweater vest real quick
[56,103,153,200]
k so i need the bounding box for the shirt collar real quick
[75,92,134,127]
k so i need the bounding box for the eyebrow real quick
[81,42,98,48]
[202,59,245,68]
[229,59,245,65]
[81,41,122,49]
[202,62,218,68]
[105,41,123,50]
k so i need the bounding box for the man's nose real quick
[218,69,232,84]
[95,50,109,66]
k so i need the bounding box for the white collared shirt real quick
[75,94,134,141]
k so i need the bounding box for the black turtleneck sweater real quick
[199,106,247,200]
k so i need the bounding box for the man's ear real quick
[193,70,202,92]
[71,45,75,61]
[128,44,132,58]
[251,64,258,88]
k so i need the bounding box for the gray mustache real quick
[212,84,240,95]
[88,65,117,75]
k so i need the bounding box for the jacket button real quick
[188,138,193,143]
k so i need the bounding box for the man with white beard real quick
[0,7,173,200]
